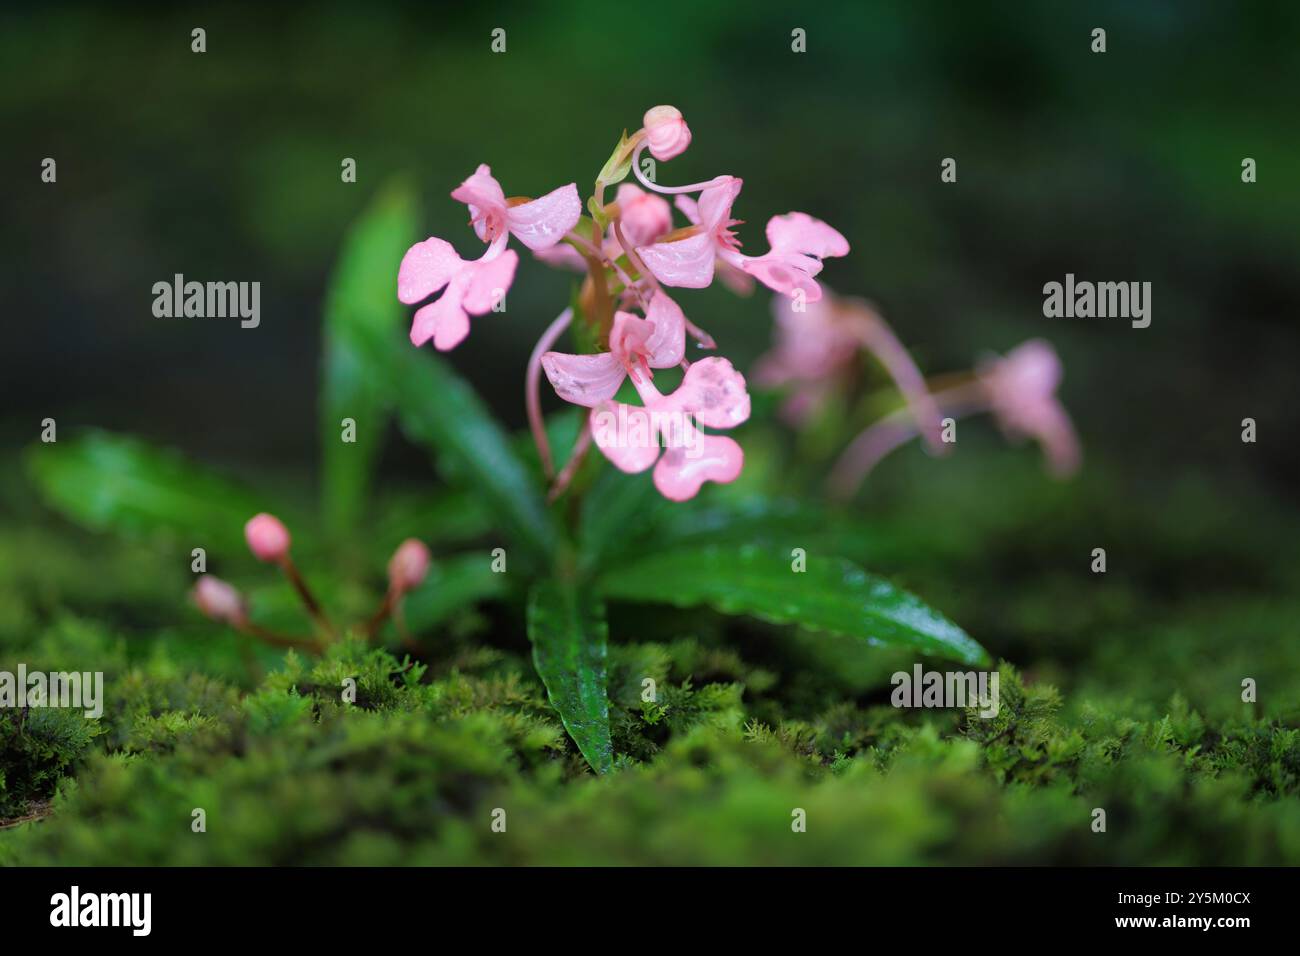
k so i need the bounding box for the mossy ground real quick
[2,448,1298,866]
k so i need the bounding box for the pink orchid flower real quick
[540,290,686,407]
[978,339,1081,477]
[755,291,945,452]
[398,240,520,350]
[636,178,848,301]
[828,338,1080,497]
[398,165,580,350]
[589,356,751,501]
[452,164,581,251]
[753,292,861,424]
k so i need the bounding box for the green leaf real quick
[526,580,613,773]
[597,544,989,666]
[578,466,668,572]
[401,552,510,634]
[373,489,495,556]
[320,180,420,538]
[596,129,635,188]
[375,343,560,567]
[25,430,270,554]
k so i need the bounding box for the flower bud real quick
[245,512,291,563]
[193,575,245,625]
[643,105,691,162]
[615,184,672,247]
[387,538,432,594]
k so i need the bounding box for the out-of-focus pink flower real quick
[245,513,291,563]
[637,178,847,301]
[615,184,672,247]
[540,290,686,407]
[399,239,518,350]
[756,290,946,447]
[451,164,581,251]
[588,356,750,501]
[755,293,860,387]
[193,575,246,625]
[398,165,580,350]
[978,339,1081,477]
[387,539,431,595]
[642,105,692,161]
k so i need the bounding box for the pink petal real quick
[716,258,756,296]
[1033,401,1083,478]
[672,357,751,428]
[450,164,506,211]
[738,252,825,302]
[410,274,471,351]
[653,432,744,501]
[534,242,588,272]
[642,291,686,368]
[696,178,743,231]
[589,402,662,473]
[506,183,582,250]
[397,237,464,305]
[765,212,849,259]
[609,312,654,364]
[674,194,701,225]
[616,184,673,247]
[462,250,518,314]
[636,231,717,288]
[451,165,508,243]
[541,351,627,408]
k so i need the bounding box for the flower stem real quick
[526,308,574,479]
[279,555,335,639]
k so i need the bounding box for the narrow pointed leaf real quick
[597,544,989,665]
[526,581,613,773]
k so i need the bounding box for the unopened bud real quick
[643,105,691,162]
[245,512,291,563]
[193,574,246,625]
[387,538,431,594]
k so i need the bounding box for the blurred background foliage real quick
[2,1,1299,863]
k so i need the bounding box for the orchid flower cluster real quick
[191,513,431,652]
[396,104,1080,505]
[397,105,856,501]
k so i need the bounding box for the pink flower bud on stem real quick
[388,539,432,594]
[366,539,432,643]
[244,513,336,639]
[192,574,323,653]
[245,513,291,563]
[193,575,247,627]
